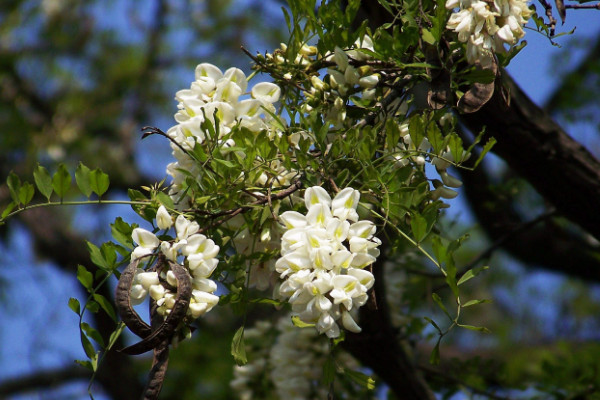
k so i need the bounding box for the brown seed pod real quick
[119,261,192,355]
[115,257,152,339]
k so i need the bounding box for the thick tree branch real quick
[0,366,90,397]
[459,160,600,281]
[460,71,600,242]
[343,244,436,400]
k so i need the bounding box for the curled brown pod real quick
[114,257,152,339]
[119,261,192,355]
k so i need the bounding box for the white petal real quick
[149,284,166,301]
[348,220,376,239]
[279,211,307,229]
[223,68,248,92]
[306,204,333,228]
[130,284,148,305]
[347,268,375,290]
[251,82,281,103]
[156,206,173,230]
[342,311,362,333]
[137,272,159,289]
[193,277,218,293]
[132,228,160,249]
[304,186,332,209]
[195,63,223,82]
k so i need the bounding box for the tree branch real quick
[0,366,90,397]
[460,71,600,242]
[343,242,436,399]
[458,157,600,282]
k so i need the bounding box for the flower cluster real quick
[389,122,463,201]
[231,316,330,400]
[275,186,380,338]
[446,0,532,66]
[165,63,285,206]
[314,37,379,128]
[130,206,220,319]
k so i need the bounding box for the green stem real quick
[2,200,150,222]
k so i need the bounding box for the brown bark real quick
[461,72,600,242]
[343,249,436,400]
[459,160,600,281]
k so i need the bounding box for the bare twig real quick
[537,0,558,35]
[564,2,600,9]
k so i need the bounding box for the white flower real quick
[156,206,173,230]
[175,215,199,240]
[252,82,281,103]
[275,186,380,338]
[132,228,160,249]
[332,187,360,222]
[304,186,332,208]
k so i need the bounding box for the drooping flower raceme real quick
[130,206,220,319]
[446,0,532,66]
[165,63,288,206]
[276,186,380,338]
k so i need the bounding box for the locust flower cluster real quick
[231,315,330,400]
[130,206,220,319]
[165,63,286,206]
[446,0,532,66]
[390,122,463,201]
[276,186,380,338]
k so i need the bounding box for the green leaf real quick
[156,191,175,209]
[1,202,17,220]
[431,236,447,264]
[75,163,92,198]
[86,241,106,270]
[429,339,441,365]
[463,67,496,84]
[68,297,81,315]
[291,315,315,328]
[457,265,489,286]
[461,298,491,308]
[410,213,428,243]
[111,217,134,249]
[80,330,97,362]
[448,134,464,165]
[93,293,117,322]
[77,265,94,291]
[18,182,35,206]
[344,368,376,390]
[89,168,110,197]
[107,322,126,350]
[33,165,53,201]
[231,326,247,366]
[74,359,94,371]
[7,172,21,204]
[86,300,100,313]
[52,163,72,199]
[427,123,445,154]
[473,137,496,168]
[100,242,117,270]
[421,29,435,44]
[424,317,442,334]
[323,357,336,385]
[81,322,105,348]
[458,324,491,333]
[445,259,459,298]
[432,293,452,320]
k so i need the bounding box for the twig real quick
[537,0,558,36]
[198,179,303,232]
[564,2,600,8]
